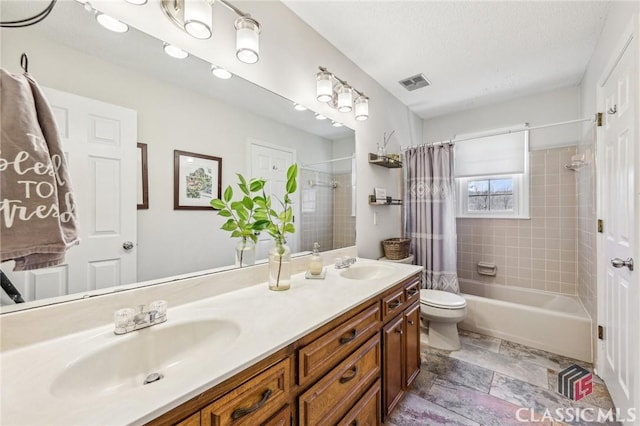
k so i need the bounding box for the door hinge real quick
[596,112,603,127]
[597,219,603,233]
[598,325,604,340]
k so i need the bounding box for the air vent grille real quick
[398,73,431,92]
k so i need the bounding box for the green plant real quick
[254,164,298,288]
[210,174,267,266]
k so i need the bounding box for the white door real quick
[249,142,296,259]
[598,28,638,417]
[3,88,137,302]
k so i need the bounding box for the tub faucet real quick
[335,257,357,269]
[114,301,167,335]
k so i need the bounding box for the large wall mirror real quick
[0,1,356,311]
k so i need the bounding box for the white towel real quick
[0,68,79,270]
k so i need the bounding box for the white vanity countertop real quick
[0,259,422,426]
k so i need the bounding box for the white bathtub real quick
[459,279,592,362]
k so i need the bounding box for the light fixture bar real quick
[317,66,369,120]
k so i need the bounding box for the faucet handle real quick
[149,300,168,318]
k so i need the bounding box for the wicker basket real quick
[382,238,411,260]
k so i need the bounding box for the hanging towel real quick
[0,68,79,270]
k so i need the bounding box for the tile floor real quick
[387,328,618,426]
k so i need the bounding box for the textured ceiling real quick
[283,1,611,119]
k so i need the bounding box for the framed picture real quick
[137,143,149,209]
[173,150,222,210]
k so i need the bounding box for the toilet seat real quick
[420,289,466,309]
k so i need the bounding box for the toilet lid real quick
[420,289,466,309]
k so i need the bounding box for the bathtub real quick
[459,279,592,362]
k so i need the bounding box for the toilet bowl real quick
[420,289,467,351]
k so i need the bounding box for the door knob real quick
[611,257,633,271]
[123,241,135,251]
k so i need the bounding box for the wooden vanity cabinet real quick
[381,276,422,419]
[148,272,421,426]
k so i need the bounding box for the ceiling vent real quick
[398,73,431,92]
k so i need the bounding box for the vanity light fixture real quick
[293,103,307,111]
[161,0,261,63]
[95,13,129,33]
[315,66,369,121]
[211,65,232,79]
[163,42,189,59]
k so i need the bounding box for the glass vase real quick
[268,240,291,291]
[235,238,256,268]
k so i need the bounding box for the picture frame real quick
[173,150,222,210]
[137,143,149,210]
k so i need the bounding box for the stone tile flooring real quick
[387,329,618,425]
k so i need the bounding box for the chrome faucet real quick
[335,257,357,269]
[114,301,167,335]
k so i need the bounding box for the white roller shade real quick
[454,126,529,177]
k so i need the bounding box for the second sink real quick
[50,319,240,399]
[339,264,397,280]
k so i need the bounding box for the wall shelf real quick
[368,153,402,168]
[369,194,402,205]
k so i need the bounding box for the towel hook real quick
[20,53,29,73]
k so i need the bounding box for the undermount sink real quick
[339,264,397,280]
[50,319,240,399]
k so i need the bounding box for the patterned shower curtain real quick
[403,144,459,293]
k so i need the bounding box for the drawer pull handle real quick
[352,421,359,426]
[339,366,359,384]
[407,288,419,297]
[388,300,401,309]
[408,320,415,326]
[339,329,357,344]
[230,388,272,420]
[396,328,403,334]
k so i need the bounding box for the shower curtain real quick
[403,144,459,293]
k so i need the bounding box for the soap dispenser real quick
[309,242,324,276]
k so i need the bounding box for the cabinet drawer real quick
[202,358,290,426]
[299,335,381,426]
[338,379,381,426]
[404,278,420,305]
[263,405,290,426]
[299,304,380,385]
[175,412,200,426]
[381,289,405,322]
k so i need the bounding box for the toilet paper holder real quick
[477,262,497,276]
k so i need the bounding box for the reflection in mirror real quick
[0,1,355,311]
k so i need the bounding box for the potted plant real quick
[254,164,298,291]
[210,174,266,267]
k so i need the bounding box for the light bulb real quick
[163,43,188,59]
[211,65,232,79]
[96,13,128,33]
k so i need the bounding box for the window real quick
[454,125,529,219]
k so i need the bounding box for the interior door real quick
[598,30,638,417]
[3,88,137,302]
[249,142,296,259]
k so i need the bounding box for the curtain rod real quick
[301,155,354,168]
[402,115,597,151]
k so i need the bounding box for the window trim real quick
[457,173,529,219]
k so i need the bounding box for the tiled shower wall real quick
[300,169,334,252]
[457,147,578,295]
[333,173,356,249]
[299,170,356,252]
[576,128,597,345]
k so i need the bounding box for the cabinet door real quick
[382,315,404,417]
[404,302,421,387]
[338,379,381,426]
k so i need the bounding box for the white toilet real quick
[420,289,467,351]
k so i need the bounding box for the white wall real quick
[1,29,336,281]
[93,0,423,261]
[423,86,582,150]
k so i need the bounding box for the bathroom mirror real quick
[0,1,356,310]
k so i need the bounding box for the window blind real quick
[454,126,528,178]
